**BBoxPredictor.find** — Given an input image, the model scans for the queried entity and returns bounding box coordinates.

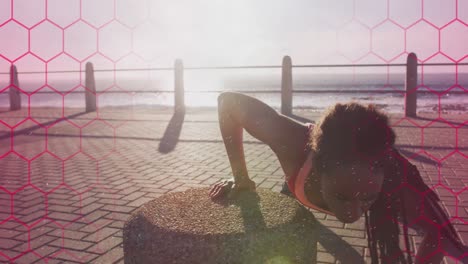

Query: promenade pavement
[0,106,466,264]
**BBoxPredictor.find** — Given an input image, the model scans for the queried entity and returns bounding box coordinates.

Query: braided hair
[308,102,462,263]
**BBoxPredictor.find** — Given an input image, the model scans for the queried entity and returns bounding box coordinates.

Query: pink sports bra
[287,123,335,216]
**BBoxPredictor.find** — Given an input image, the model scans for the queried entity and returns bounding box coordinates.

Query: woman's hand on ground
[209,178,256,199]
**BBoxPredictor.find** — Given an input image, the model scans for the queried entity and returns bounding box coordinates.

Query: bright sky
[133,0,466,66]
[0,0,467,69]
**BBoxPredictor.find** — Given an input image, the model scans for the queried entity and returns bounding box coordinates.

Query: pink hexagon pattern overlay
[337,21,371,62]
[389,0,422,28]
[406,20,440,61]
[81,0,114,28]
[371,20,405,62]
[440,21,468,61]
[0,21,28,61]
[46,0,80,29]
[12,0,45,29]
[0,0,467,263]
[0,0,12,26]
[30,20,63,62]
[98,21,132,62]
[64,21,98,62]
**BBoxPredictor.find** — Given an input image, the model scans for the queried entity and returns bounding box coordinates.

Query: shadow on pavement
[158,111,185,153]
[0,111,89,141]
[280,180,365,263]
[398,148,440,166]
[315,219,366,264]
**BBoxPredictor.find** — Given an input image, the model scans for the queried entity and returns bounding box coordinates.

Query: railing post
[174,59,185,114]
[9,64,21,111]
[405,53,418,118]
[85,62,97,112]
[281,55,293,116]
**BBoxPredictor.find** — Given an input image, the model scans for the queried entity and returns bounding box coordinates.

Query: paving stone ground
[0,106,467,264]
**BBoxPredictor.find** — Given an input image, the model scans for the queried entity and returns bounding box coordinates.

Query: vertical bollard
[174,59,185,114]
[9,65,21,111]
[405,53,418,117]
[85,62,97,112]
[281,56,293,116]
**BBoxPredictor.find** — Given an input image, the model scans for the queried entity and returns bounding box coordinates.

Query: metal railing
[3,53,466,117]
[1,62,467,75]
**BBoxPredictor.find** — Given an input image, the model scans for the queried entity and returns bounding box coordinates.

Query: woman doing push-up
[209,92,467,264]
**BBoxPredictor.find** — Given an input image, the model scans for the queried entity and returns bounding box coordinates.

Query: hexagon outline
[420,116,458,130]
[371,20,406,62]
[29,86,64,127]
[62,87,98,128]
[61,149,82,162]
[439,20,468,61]
[29,20,64,62]
[390,116,425,130]
[0,189,12,222]
[405,20,440,61]
[422,0,458,29]
[456,127,468,159]
[45,17,73,31]
[97,21,133,62]
[45,186,83,227]
[455,187,468,225]
[11,185,47,228]
[29,152,64,193]
[63,155,99,194]
[0,219,30,260]
[354,0,388,28]
[81,0,115,29]
[0,121,12,155]
[81,119,116,160]
[424,184,459,226]
[46,0,81,29]
[96,113,120,130]
[0,0,12,27]
[79,53,116,92]
[381,150,422,191]
[0,20,29,62]
[336,20,372,63]
[45,126,81,161]
[63,21,98,62]
[46,52,82,92]
[457,17,468,27]
[384,183,427,227]
[12,118,48,161]
[115,0,149,29]
[11,52,48,93]
[388,0,423,29]
[12,0,47,29]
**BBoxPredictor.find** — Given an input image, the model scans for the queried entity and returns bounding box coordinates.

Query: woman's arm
[210,92,308,198]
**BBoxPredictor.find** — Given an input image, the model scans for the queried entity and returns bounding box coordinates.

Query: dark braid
[365,212,379,263]
[401,194,413,264]
[368,147,463,263]
[367,187,410,263]
[366,149,412,264]
[309,102,462,263]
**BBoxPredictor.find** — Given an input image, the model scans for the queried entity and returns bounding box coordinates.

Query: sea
[0,69,467,114]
